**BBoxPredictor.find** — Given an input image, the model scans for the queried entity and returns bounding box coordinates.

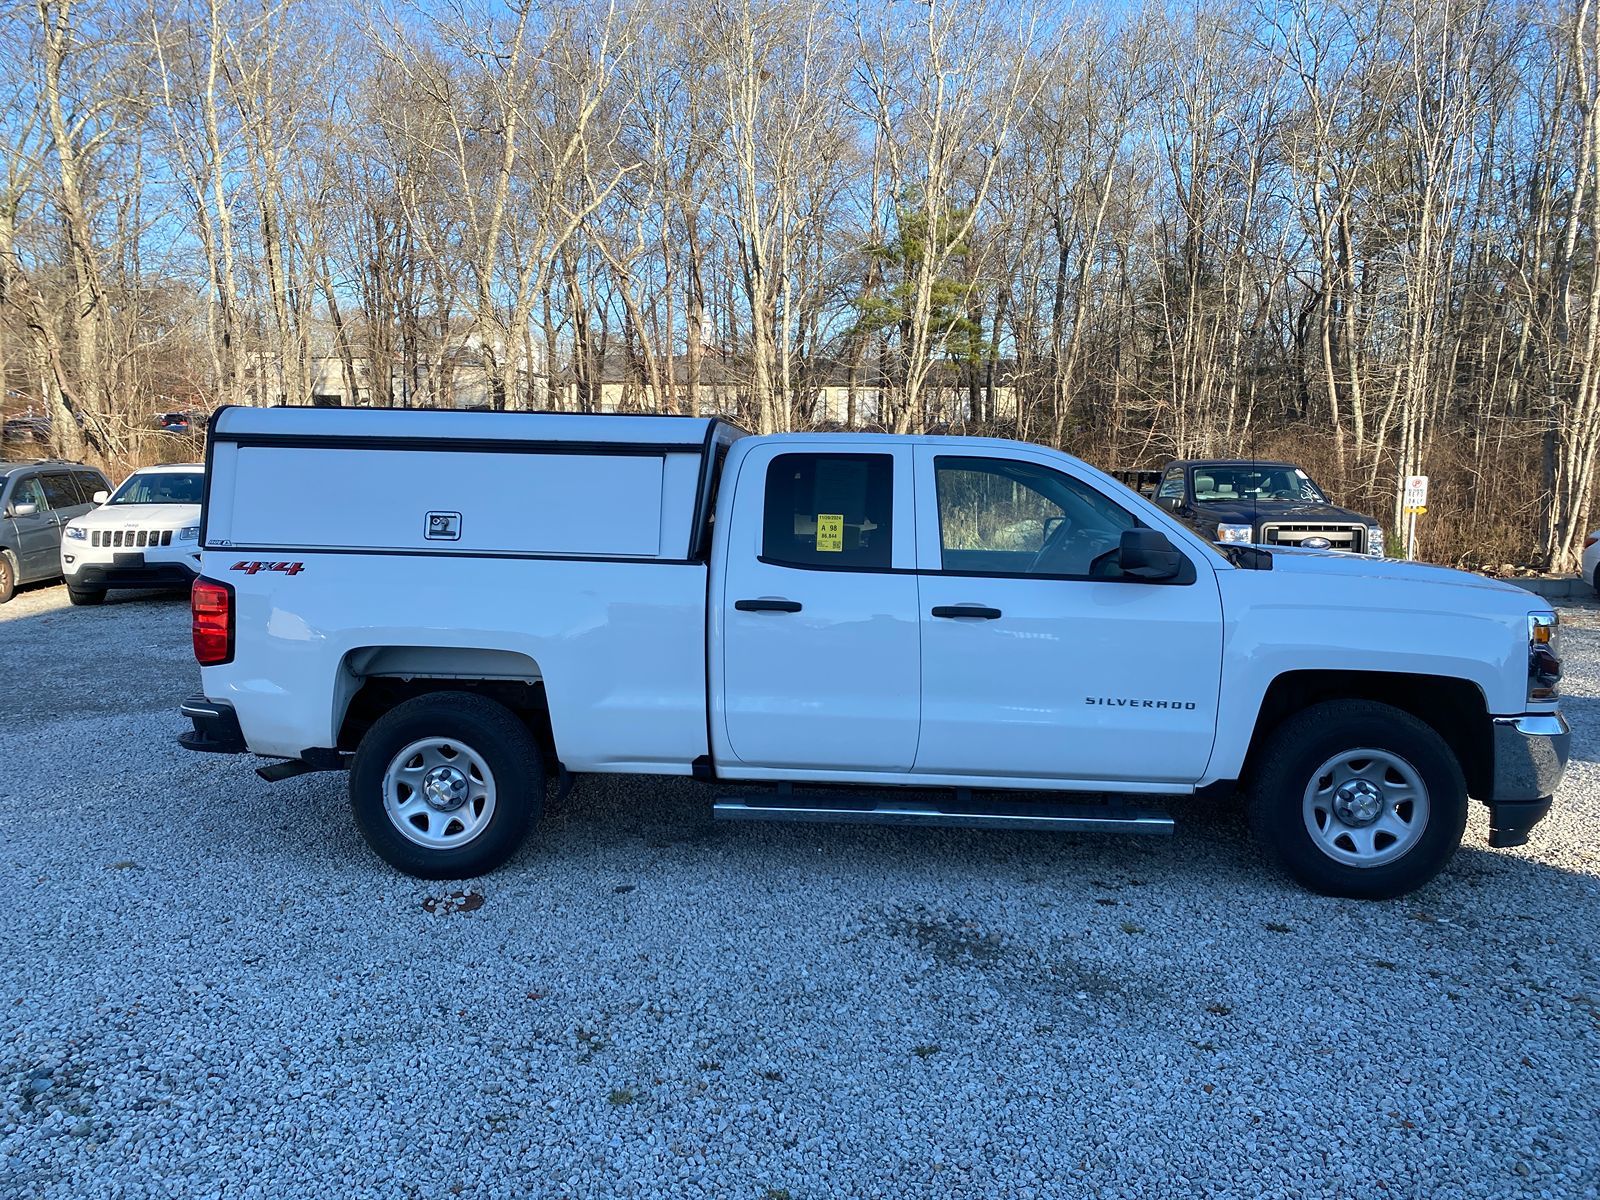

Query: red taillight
[1586,534,1598,550]
[192,578,234,666]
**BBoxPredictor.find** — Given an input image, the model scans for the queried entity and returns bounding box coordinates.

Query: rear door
[912,447,1224,785]
[717,442,921,772]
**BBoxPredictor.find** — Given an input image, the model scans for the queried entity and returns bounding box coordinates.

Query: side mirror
[1160,495,1185,512]
[11,502,37,518]
[92,490,109,505]
[1119,528,1183,580]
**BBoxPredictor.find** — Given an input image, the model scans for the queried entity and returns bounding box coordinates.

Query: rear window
[762,453,893,570]
[73,471,108,502]
[38,474,80,509]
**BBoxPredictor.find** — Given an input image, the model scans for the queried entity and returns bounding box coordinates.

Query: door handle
[735,598,803,613]
[931,605,1002,620]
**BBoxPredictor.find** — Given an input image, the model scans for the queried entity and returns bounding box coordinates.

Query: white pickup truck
[178,407,1569,899]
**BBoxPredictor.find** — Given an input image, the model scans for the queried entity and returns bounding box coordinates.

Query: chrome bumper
[1486,712,1569,848]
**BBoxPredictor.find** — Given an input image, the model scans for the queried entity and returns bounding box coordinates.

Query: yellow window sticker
[816,513,844,552]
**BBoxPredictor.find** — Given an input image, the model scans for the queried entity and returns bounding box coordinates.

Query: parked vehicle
[156,411,194,435]
[0,460,112,602]
[2,416,52,446]
[178,408,1568,899]
[1583,531,1600,595]
[59,463,204,605]
[1155,459,1384,555]
[1108,468,1162,500]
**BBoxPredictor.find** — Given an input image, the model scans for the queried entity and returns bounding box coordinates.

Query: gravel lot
[2,580,1599,1199]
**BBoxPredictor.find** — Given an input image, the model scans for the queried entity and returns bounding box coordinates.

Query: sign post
[1402,475,1428,561]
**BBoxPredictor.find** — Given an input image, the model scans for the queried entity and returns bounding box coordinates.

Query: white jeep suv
[60,463,205,605]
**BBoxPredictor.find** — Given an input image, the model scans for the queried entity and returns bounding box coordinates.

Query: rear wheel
[350,691,544,879]
[68,585,106,606]
[1247,700,1467,900]
[0,554,13,604]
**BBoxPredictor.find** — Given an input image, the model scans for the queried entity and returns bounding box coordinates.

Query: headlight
[1367,526,1384,556]
[1215,523,1254,544]
[64,525,86,541]
[178,525,200,541]
[1529,612,1561,701]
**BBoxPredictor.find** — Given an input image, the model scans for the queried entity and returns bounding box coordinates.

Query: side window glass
[73,472,105,503]
[936,461,1062,561]
[1157,469,1185,501]
[40,474,79,509]
[762,453,893,570]
[10,477,48,514]
[935,456,1137,578]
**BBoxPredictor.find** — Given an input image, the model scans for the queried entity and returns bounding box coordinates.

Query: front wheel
[0,554,13,604]
[68,585,106,606]
[350,692,544,879]
[1247,700,1467,900]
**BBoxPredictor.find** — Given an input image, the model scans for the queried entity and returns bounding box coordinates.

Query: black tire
[67,585,106,606]
[1246,700,1468,900]
[350,691,544,879]
[0,554,13,604]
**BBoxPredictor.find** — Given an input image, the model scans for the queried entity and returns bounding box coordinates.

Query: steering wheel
[1027,517,1073,574]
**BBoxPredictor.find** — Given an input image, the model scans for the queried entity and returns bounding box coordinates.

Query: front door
[718,443,921,772]
[913,448,1224,785]
[5,476,58,582]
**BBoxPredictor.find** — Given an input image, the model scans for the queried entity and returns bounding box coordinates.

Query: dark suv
[0,460,112,602]
[1154,459,1384,556]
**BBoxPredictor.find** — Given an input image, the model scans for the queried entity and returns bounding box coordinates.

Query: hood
[1191,498,1375,526]
[69,502,201,530]
[1254,546,1535,598]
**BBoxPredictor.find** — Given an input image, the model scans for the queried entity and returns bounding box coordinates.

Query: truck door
[717,443,921,772]
[912,447,1224,785]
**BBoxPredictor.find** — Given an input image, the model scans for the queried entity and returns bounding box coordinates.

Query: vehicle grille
[1260,523,1365,553]
[91,528,174,549]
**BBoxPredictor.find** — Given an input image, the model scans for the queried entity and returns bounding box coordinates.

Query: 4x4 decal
[230,560,305,576]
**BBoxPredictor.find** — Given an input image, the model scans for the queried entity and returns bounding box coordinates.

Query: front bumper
[64,553,198,590]
[1486,712,1570,848]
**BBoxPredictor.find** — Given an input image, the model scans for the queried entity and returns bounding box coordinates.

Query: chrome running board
[713,792,1173,836]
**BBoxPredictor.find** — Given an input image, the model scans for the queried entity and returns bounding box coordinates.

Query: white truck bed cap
[204,406,744,561]
[211,406,724,450]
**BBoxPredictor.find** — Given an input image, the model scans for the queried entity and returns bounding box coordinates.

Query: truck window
[1157,468,1186,502]
[935,456,1136,577]
[762,453,893,570]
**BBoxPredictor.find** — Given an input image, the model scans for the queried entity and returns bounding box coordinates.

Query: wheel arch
[334,646,556,766]
[1242,669,1492,800]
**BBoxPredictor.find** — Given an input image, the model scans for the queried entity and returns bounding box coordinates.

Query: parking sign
[1403,475,1428,514]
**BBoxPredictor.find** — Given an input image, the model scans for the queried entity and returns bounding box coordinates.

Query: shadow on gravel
[0,584,192,727]
[176,741,1592,917]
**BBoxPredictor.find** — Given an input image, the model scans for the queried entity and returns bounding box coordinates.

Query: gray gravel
[2,579,1599,1199]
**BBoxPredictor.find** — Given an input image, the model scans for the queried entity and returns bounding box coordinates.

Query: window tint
[109,471,205,505]
[8,476,48,513]
[39,474,80,510]
[1193,466,1325,503]
[1158,469,1186,501]
[73,471,107,503]
[763,453,893,570]
[935,456,1137,578]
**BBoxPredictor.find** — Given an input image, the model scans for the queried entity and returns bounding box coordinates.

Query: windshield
[109,471,204,505]
[1192,466,1327,503]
